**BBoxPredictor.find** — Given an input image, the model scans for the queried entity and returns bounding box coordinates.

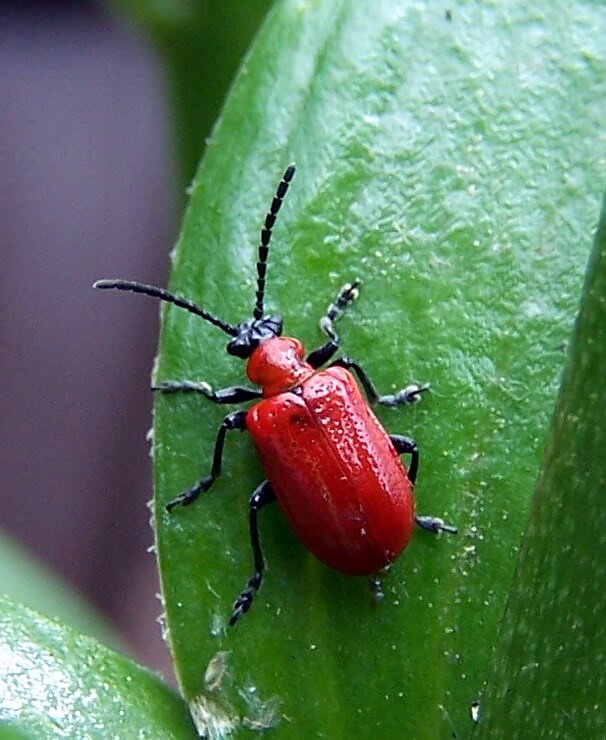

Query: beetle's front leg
[166,410,247,512]
[230,480,276,626]
[306,280,360,368]
[153,381,261,404]
[331,357,429,407]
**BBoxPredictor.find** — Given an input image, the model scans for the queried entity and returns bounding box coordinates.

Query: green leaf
[477,196,606,736]
[106,0,273,183]
[0,598,195,739]
[151,0,606,736]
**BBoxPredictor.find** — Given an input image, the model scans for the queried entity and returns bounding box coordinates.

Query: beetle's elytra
[95,165,456,625]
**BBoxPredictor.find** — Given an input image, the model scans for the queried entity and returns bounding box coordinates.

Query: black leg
[306,340,339,370]
[389,434,419,485]
[165,410,247,512]
[389,434,457,535]
[153,381,261,404]
[230,481,276,626]
[306,280,360,368]
[331,356,429,407]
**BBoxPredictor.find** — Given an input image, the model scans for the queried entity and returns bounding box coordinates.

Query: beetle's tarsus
[378,383,430,407]
[229,573,262,626]
[370,575,385,604]
[319,279,361,343]
[415,515,458,535]
[165,478,211,512]
[306,283,361,367]
[152,380,212,395]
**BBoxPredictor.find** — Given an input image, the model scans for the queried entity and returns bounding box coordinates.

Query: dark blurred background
[1,1,178,676]
[3,0,275,680]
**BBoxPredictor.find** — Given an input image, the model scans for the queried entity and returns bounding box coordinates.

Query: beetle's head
[227,315,283,358]
[93,165,296,364]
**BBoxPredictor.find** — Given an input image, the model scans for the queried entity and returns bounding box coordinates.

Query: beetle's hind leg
[306,280,361,368]
[230,480,276,626]
[389,434,457,536]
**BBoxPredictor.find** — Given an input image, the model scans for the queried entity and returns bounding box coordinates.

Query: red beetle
[95,165,456,625]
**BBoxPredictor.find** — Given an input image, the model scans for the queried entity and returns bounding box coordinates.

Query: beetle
[95,164,456,625]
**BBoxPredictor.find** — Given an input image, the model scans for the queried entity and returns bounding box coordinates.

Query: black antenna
[93,279,238,336]
[253,164,296,320]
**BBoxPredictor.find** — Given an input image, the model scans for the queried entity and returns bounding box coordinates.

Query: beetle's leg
[389,434,419,484]
[320,279,361,343]
[370,572,386,604]
[389,434,457,535]
[331,357,429,407]
[230,480,276,626]
[415,515,458,535]
[165,410,247,512]
[306,280,361,368]
[306,339,339,369]
[153,381,261,404]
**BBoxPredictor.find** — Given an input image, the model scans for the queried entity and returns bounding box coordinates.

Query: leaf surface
[151,1,606,736]
[0,598,194,739]
[477,196,606,737]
